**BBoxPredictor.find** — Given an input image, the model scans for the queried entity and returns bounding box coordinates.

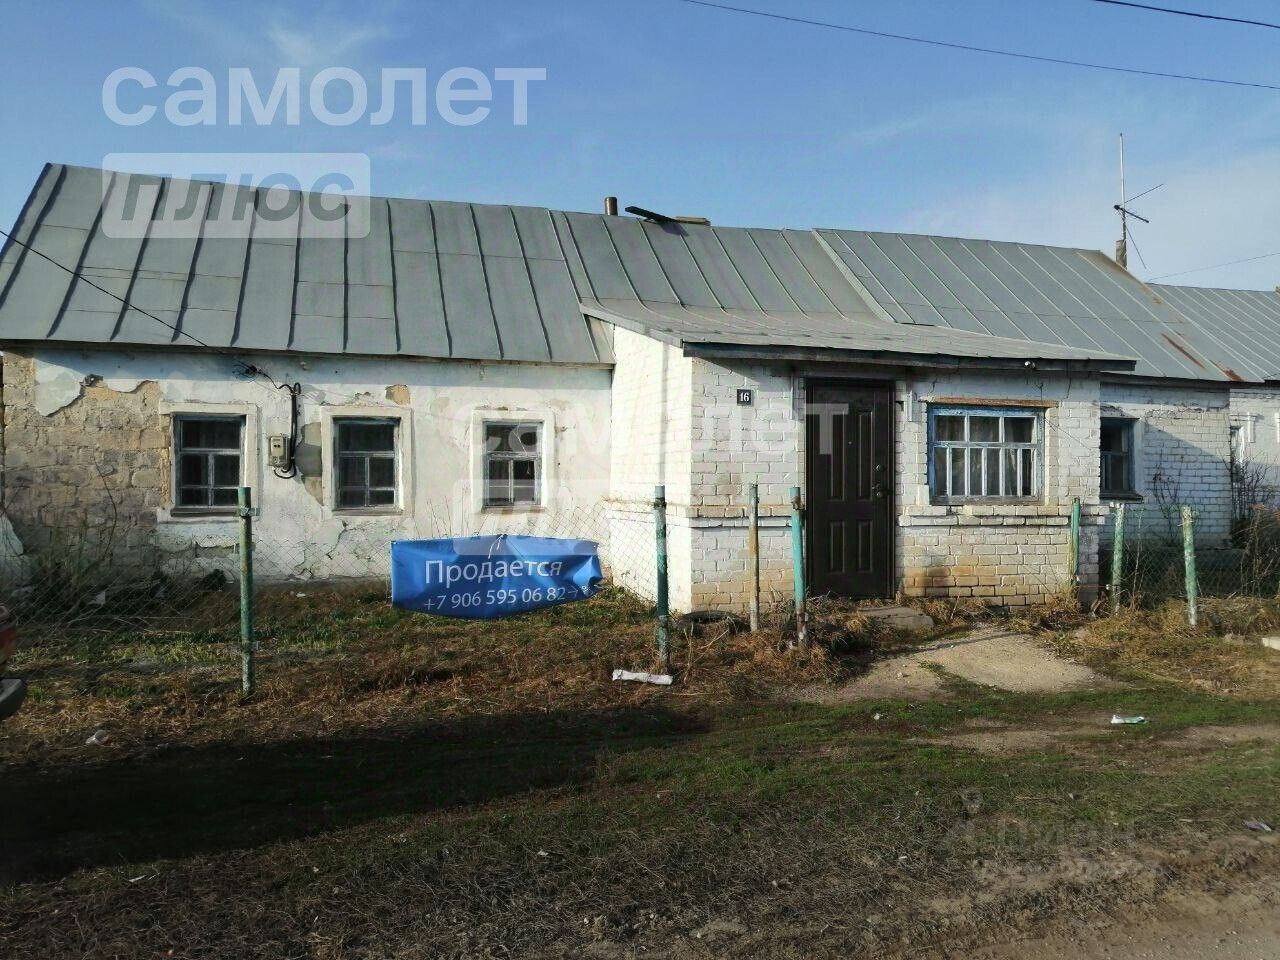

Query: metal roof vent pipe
[604,196,618,216]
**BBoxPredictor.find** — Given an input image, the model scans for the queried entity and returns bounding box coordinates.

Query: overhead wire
[673,0,1280,91]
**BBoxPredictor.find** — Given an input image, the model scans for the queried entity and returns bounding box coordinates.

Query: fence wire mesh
[0,498,661,671]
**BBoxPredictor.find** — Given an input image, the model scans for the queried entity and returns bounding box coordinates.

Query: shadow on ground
[0,706,705,884]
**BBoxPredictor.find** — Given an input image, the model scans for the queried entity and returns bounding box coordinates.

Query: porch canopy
[580,298,1138,373]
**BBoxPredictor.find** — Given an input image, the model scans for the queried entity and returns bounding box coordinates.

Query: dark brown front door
[805,382,893,599]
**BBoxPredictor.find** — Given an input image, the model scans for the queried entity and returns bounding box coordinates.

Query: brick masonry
[1099,382,1234,545]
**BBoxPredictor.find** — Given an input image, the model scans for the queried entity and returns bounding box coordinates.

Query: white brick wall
[1228,387,1280,485]
[609,338,1244,613]
[1099,383,1233,545]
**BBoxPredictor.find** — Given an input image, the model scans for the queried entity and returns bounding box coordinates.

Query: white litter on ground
[612,669,673,686]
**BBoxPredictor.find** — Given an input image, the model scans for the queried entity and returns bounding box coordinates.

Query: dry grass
[1044,597,1280,696]
[0,586,848,767]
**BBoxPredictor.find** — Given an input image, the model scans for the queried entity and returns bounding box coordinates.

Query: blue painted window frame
[927,405,1044,504]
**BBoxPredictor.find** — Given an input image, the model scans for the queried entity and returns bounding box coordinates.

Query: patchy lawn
[1,590,1279,958]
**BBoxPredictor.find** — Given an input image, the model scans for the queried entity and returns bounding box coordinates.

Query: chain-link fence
[1102,501,1280,620]
[0,496,667,675]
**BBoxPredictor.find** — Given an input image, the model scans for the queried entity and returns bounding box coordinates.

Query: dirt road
[970,896,1280,959]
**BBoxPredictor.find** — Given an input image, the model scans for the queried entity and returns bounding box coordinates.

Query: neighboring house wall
[1098,382,1234,545]
[1228,387,1280,496]
[1,347,612,582]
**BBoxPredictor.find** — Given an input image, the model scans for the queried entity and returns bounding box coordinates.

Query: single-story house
[1,163,1277,611]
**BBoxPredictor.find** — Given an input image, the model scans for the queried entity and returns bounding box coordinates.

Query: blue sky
[2,0,1279,288]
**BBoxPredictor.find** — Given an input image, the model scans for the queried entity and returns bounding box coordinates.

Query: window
[929,407,1041,502]
[1100,418,1136,496]
[483,421,542,506]
[174,415,243,509]
[334,418,398,509]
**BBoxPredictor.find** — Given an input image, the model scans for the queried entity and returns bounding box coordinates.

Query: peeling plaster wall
[2,347,612,582]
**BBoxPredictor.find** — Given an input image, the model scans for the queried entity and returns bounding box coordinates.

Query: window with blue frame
[929,406,1043,503]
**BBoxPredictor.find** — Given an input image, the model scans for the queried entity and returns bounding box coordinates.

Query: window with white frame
[173,415,244,510]
[929,406,1042,503]
[334,418,399,509]
[1100,417,1136,497]
[483,421,542,506]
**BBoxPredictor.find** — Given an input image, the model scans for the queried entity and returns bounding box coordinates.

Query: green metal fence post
[1068,497,1081,593]
[1110,503,1126,615]
[1182,505,1199,629]
[790,486,808,649]
[237,486,255,696]
[748,483,761,632]
[654,485,670,670]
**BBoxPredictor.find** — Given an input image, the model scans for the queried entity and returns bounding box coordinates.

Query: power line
[1092,0,1280,31]
[0,225,278,386]
[1148,250,1280,281]
[674,0,1280,90]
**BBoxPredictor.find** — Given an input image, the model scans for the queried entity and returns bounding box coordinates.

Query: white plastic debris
[611,669,673,686]
[85,728,112,746]
[1244,819,1273,832]
[1110,715,1148,725]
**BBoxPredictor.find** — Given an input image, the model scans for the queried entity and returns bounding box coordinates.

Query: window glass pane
[337,488,364,508]
[1100,421,1123,453]
[485,423,513,452]
[970,416,999,442]
[368,489,395,506]
[337,457,363,486]
[1002,448,1018,496]
[935,415,964,442]
[211,487,237,507]
[933,448,948,496]
[178,486,206,506]
[949,448,965,497]
[179,453,205,486]
[338,421,395,453]
[984,448,1000,496]
[369,457,395,488]
[513,458,536,481]
[513,425,540,453]
[213,454,240,486]
[181,417,240,450]
[968,447,983,495]
[512,480,537,503]
[1004,417,1034,443]
[1019,448,1034,496]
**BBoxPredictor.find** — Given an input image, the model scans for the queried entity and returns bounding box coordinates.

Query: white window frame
[470,407,556,513]
[928,404,1044,505]
[320,405,412,517]
[159,401,260,523]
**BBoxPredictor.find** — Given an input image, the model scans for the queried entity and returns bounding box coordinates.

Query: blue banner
[391,535,604,619]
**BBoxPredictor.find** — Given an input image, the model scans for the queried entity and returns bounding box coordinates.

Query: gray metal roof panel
[581,298,1136,369]
[817,229,1246,381]
[1151,283,1280,382]
[0,164,612,365]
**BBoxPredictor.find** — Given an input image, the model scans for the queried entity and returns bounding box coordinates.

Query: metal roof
[816,230,1252,383]
[581,298,1134,370]
[0,164,613,365]
[4,162,1272,382]
[1150,284,1280,383]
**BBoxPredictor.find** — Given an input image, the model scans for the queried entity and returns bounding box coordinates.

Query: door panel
[806,383,893,598]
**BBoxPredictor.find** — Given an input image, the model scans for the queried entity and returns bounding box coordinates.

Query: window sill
[332,508,404,518]
[482,503,546,514]
[1102,493,1144,503]
[163,509,239,523]
[930,498,1043,508]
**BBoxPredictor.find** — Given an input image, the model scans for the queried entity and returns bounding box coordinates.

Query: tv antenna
[1113,133,1161,270]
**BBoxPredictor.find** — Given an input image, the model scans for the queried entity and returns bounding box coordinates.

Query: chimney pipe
[604,196,618,216]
